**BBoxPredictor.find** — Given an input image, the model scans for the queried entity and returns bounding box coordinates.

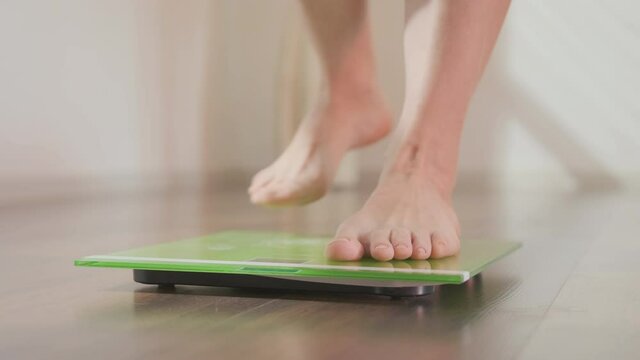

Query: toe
[249,186,270,204]
[249,169,274,193]
[325,235,364,261]
[430,232,461,259]
[251,181,289,205]
[269,183,295,202]
[390,228,412,260]
[252,177,326,207]
[250,185,282,205]
[411,232,432,260]
[369,229,394,261]
[249,181,271,197]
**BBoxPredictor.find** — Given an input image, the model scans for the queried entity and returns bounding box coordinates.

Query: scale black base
[134,269,436,297]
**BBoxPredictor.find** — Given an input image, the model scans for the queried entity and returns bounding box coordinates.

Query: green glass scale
[75,230,520,297]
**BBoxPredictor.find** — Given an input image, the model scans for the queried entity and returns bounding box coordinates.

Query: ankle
[383,142,457,198]
[384,168,455,199]
[324,80,382,111]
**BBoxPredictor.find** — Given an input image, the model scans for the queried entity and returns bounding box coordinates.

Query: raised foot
[325,172,461,261]
[249,96,391,207]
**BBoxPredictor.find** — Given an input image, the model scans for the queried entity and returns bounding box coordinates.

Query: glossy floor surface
[1,184,639,359]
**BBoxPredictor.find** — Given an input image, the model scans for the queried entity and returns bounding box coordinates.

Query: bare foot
[249,92,391,206]
[325,169,461,261]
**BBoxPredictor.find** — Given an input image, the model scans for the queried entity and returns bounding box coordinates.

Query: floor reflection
[127,273,518,358]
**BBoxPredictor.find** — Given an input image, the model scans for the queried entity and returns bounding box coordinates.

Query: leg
[327,0,510,260]
[249,0,392,206]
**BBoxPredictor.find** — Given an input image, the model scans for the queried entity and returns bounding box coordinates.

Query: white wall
[458,0,640,190]
[0,0,142,181]
[1,0,638,204]
[206,0,291,173]
[0,0,214,202]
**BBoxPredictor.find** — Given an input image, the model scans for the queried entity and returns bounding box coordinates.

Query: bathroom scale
[75,230,520,297]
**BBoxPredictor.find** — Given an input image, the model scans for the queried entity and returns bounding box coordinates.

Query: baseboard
[1,169,638,208]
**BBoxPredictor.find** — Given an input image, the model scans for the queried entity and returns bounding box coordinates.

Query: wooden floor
[1,183,638,360]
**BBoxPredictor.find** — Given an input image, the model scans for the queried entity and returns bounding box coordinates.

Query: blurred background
[1,0,639,206]
[2,3,640,358]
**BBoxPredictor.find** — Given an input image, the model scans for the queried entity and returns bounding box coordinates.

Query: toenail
[333,238,350,244]
[375,244,389,250]
[394,244,409,250]
[416,248,426,257]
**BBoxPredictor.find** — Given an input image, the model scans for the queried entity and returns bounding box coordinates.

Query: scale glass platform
[75,230,520,297]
